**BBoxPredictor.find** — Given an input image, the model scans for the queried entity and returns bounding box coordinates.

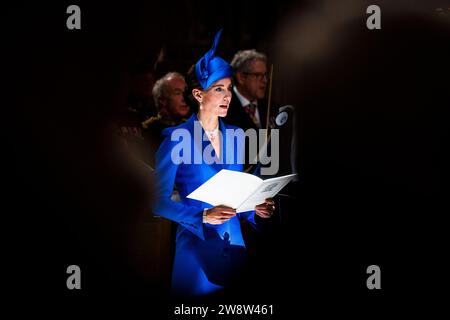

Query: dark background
[4,0,449,317]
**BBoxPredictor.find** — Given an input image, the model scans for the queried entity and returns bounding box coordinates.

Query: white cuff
[202,208,208,224]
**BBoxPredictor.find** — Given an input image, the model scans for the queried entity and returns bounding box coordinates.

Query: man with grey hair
[146,72,190,124]
[227,49,269,131]
[142,72,190,168]
[226,50,270,175]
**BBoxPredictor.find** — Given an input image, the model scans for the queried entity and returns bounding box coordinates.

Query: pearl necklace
[199,121,219,141]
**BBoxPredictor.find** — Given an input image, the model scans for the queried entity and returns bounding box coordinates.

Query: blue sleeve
[238,210,259,230]
[153,136,205,240]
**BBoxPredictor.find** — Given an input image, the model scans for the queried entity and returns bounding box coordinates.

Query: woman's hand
[204,206,237,225]
[255,198,275,218]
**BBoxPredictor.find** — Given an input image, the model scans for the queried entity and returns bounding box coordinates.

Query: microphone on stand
[274,105,294,128]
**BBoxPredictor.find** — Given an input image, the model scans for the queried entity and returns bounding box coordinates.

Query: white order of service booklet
[187,169,297,212]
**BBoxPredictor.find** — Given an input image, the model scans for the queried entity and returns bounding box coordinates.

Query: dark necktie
[244,103,258,126]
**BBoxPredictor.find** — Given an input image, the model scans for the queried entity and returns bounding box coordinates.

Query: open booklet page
[187,169,297,212]
[236,174,297,212]
[187,169,262,209]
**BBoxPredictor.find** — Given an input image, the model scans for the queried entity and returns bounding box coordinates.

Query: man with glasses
[228,49,269,132]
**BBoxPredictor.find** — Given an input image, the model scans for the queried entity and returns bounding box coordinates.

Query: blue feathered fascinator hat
[195,29,233,90]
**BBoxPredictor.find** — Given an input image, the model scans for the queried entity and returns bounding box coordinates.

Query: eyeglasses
[243,72,269,81]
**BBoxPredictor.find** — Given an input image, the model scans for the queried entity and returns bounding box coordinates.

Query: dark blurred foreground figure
[126,59,158,123]
[109,72,189,298]
[270,0,450,312]
[113,58,158,166]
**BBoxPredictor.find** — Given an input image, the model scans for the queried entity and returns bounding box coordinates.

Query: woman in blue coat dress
[153,30,276,296]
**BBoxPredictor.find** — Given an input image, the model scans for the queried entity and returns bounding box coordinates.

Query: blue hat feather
[195,29,233,90]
